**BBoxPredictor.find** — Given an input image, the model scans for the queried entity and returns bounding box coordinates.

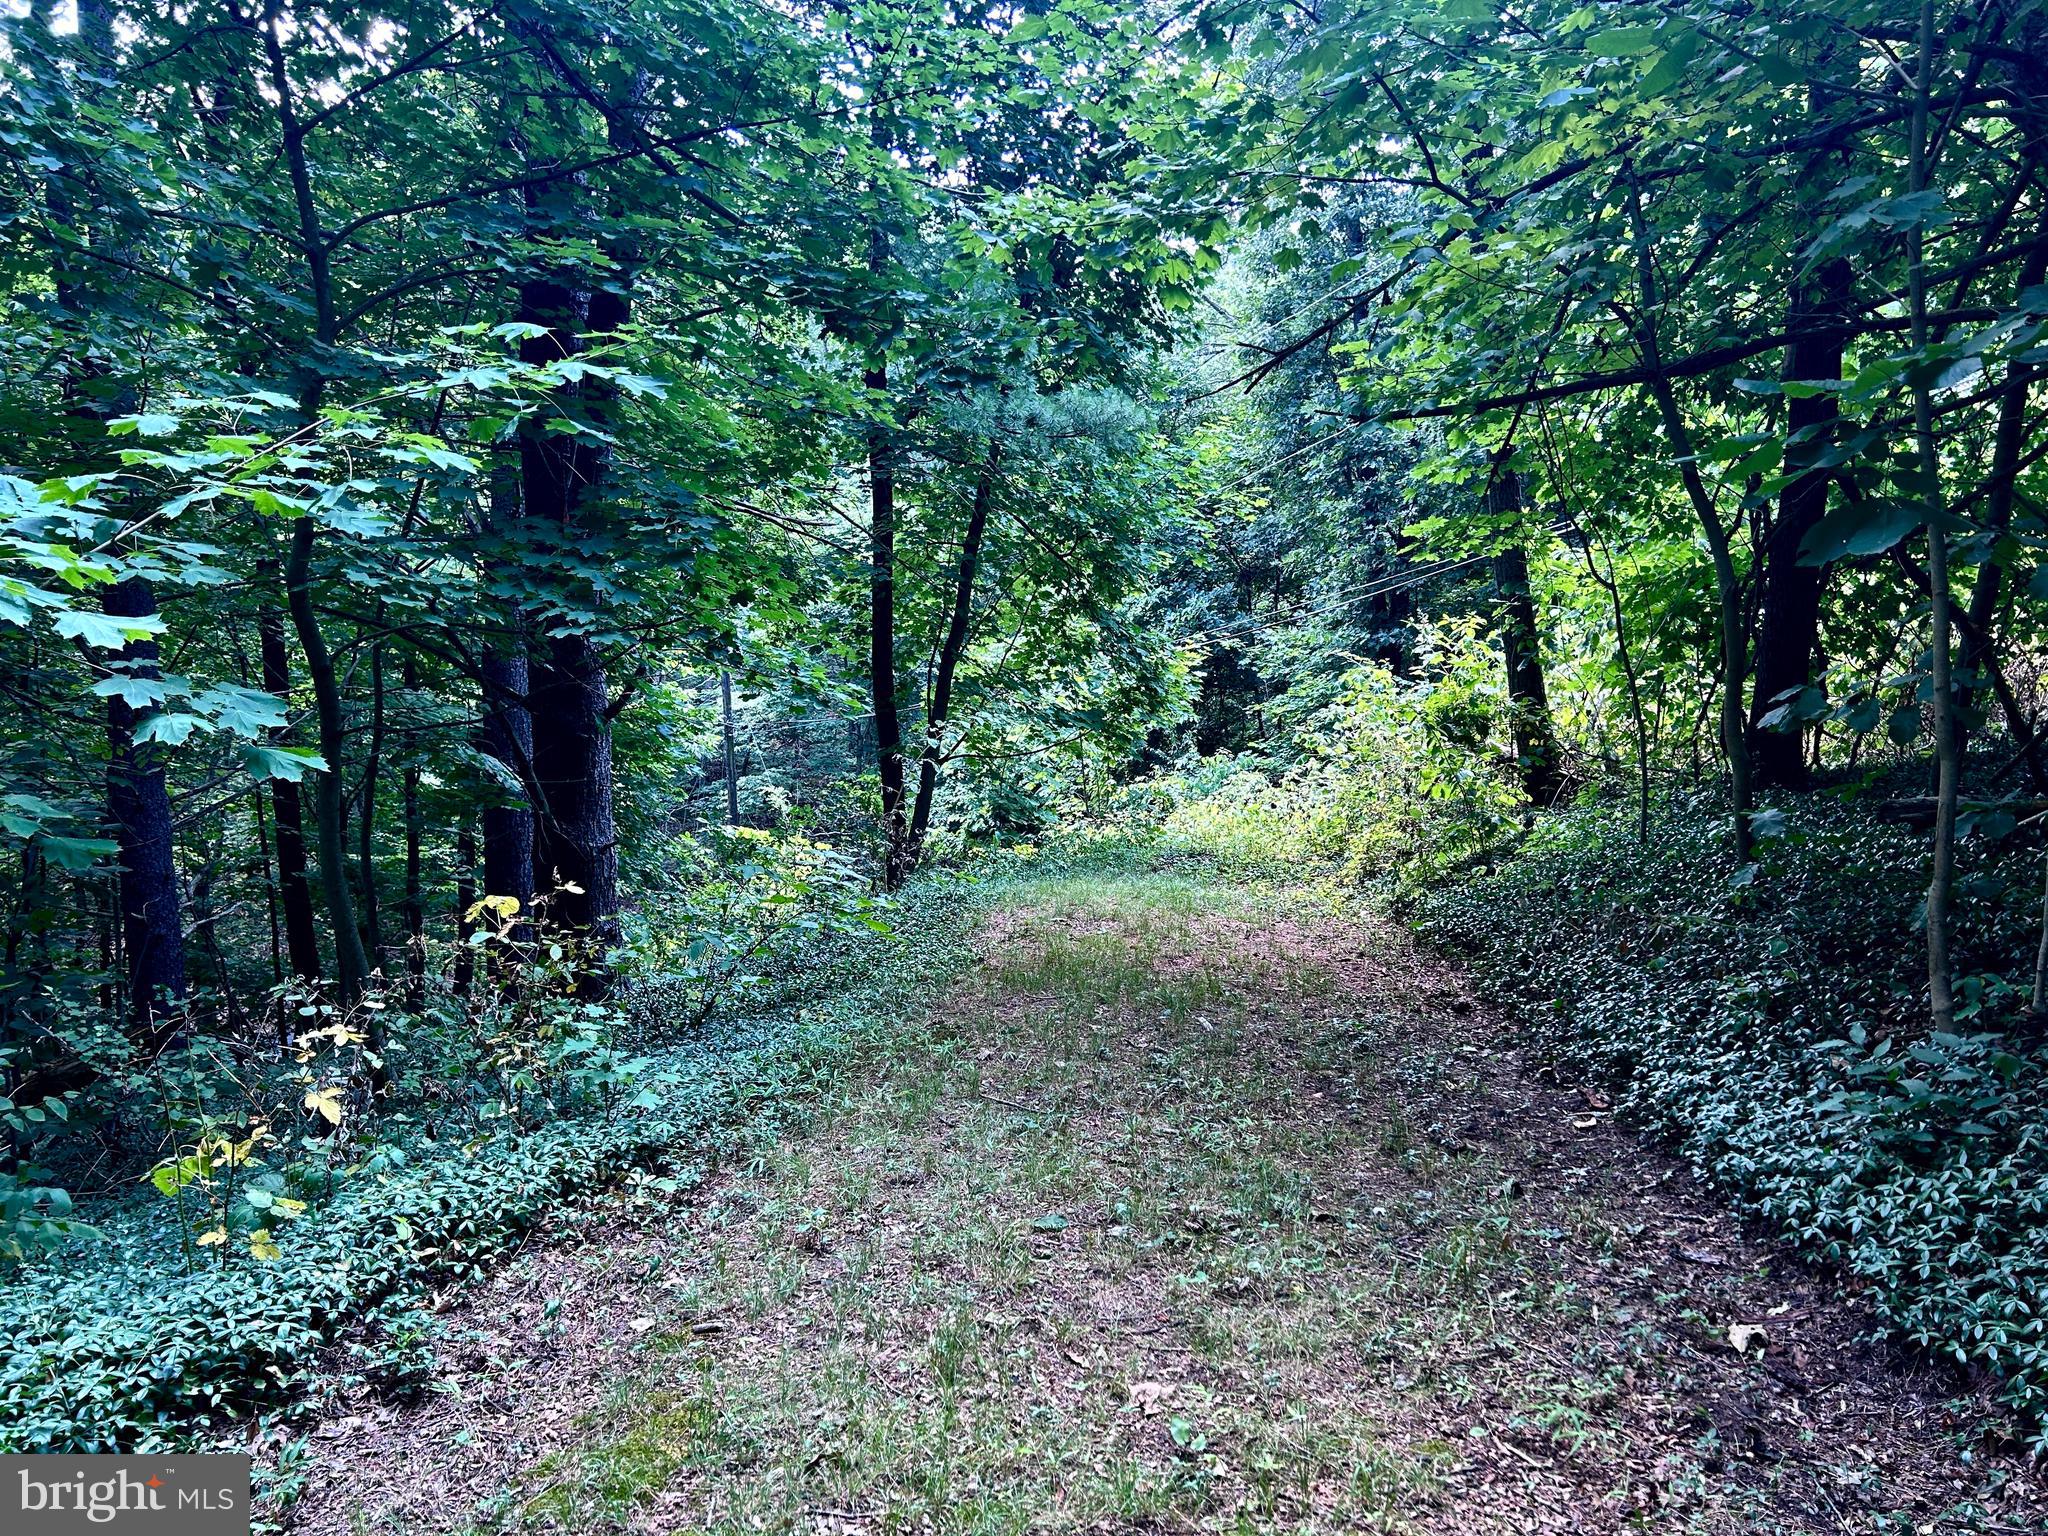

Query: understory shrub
[0,874,992,1452]
[1153,617,1527,886]
[1412,789,2048,1440]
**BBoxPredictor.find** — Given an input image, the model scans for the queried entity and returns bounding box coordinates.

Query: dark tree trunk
[518,268,622,975]
[453,822,477,1000]
[356,640,385,965]
[478,452,536,939]
[401,658,425,1013]
[908,440,999,867]
[479,646,536,930]
[256,583,321,982]
[1487,473,1561,803]
[285,517,373,1006]
[100,577,187,1038]
[252,790,281,986]
[721,671,740,826]
[867,359,910,889]
[1748,257,1852,790]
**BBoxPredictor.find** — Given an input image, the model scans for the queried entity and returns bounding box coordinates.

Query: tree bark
[720,670,740,826]
[1487,472,1561,803]
[356,639,386,964]
[453,821,477,1000]
[1748,257,1852,790]
[1907,0,1959,1029]
[253,3,374,1018]
[479,644,536,926]
[401,656,425,1012]
[908,440,1000,864]
[867,360,910,889]
[518,267,622,973]
[285,518,374,1004]
[100,577,188,1038]
[257,580,322,982]
[478,453,536,939]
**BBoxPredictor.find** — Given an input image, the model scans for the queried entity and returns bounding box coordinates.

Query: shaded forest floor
[273,868,2045,1535]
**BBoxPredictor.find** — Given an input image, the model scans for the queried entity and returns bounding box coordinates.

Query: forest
[4,0,2048,1530]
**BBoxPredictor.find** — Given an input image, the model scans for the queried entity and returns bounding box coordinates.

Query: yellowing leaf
[195,1226,227,1247]
[304,1087,344,1125]
[249,1229,281,1261]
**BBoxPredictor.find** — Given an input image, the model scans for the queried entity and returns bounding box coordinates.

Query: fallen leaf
[1129,1380,1175,1415]
[628,1316,657,1333]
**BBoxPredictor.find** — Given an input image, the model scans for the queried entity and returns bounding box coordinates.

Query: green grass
[414,859,2014,1536]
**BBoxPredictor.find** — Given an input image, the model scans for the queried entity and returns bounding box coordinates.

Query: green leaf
[242,744,328,782]
[54,610,166,650]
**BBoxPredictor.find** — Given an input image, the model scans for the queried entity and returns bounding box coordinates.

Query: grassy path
[281,867,2042,1535]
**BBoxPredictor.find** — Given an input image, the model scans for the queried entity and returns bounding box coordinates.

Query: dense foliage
[1415,792,2048,1436]
[5,0,2048,1456]
[0,872,992,1452]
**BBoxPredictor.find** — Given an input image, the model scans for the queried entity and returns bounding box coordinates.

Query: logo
[2,1457,250,1536]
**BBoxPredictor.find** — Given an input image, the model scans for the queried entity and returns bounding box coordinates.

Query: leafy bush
[0,875,991,1452]
[1156,617,1527,886]
[625,825,887,1029]
[1412,789,2048,1440]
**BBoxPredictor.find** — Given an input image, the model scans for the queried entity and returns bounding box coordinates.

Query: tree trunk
[479,645,536,928]
[256,581,321,982]
[908,440,999,864]
[867,358,910,889]
[285,517,374,1004]
[1626,177,1754,862]
[478,453,536,938]
[721,671,740,826]
[1748,257,1852,790]
[1954,210,2047,771]
[254,4,374,1017]
[100,577,187,1039]
[356,640,386,965]
[1487,472,1561,803]
[401,657,425,1013]
[1906,0,1958,1030]
[453,822,477,1000]
[518,268,622,974]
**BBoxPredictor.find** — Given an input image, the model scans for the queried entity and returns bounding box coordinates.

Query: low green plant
[1413,787,2048,1442]
[0,873,992,1453]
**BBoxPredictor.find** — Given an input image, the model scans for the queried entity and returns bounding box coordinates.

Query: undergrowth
[1411,788,2048,1443]
[0,871,998,1453]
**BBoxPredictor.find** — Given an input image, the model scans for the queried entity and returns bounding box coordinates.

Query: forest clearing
[6,0,2048,1531]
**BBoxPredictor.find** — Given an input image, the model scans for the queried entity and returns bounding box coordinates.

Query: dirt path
[276,869,2044,1535]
